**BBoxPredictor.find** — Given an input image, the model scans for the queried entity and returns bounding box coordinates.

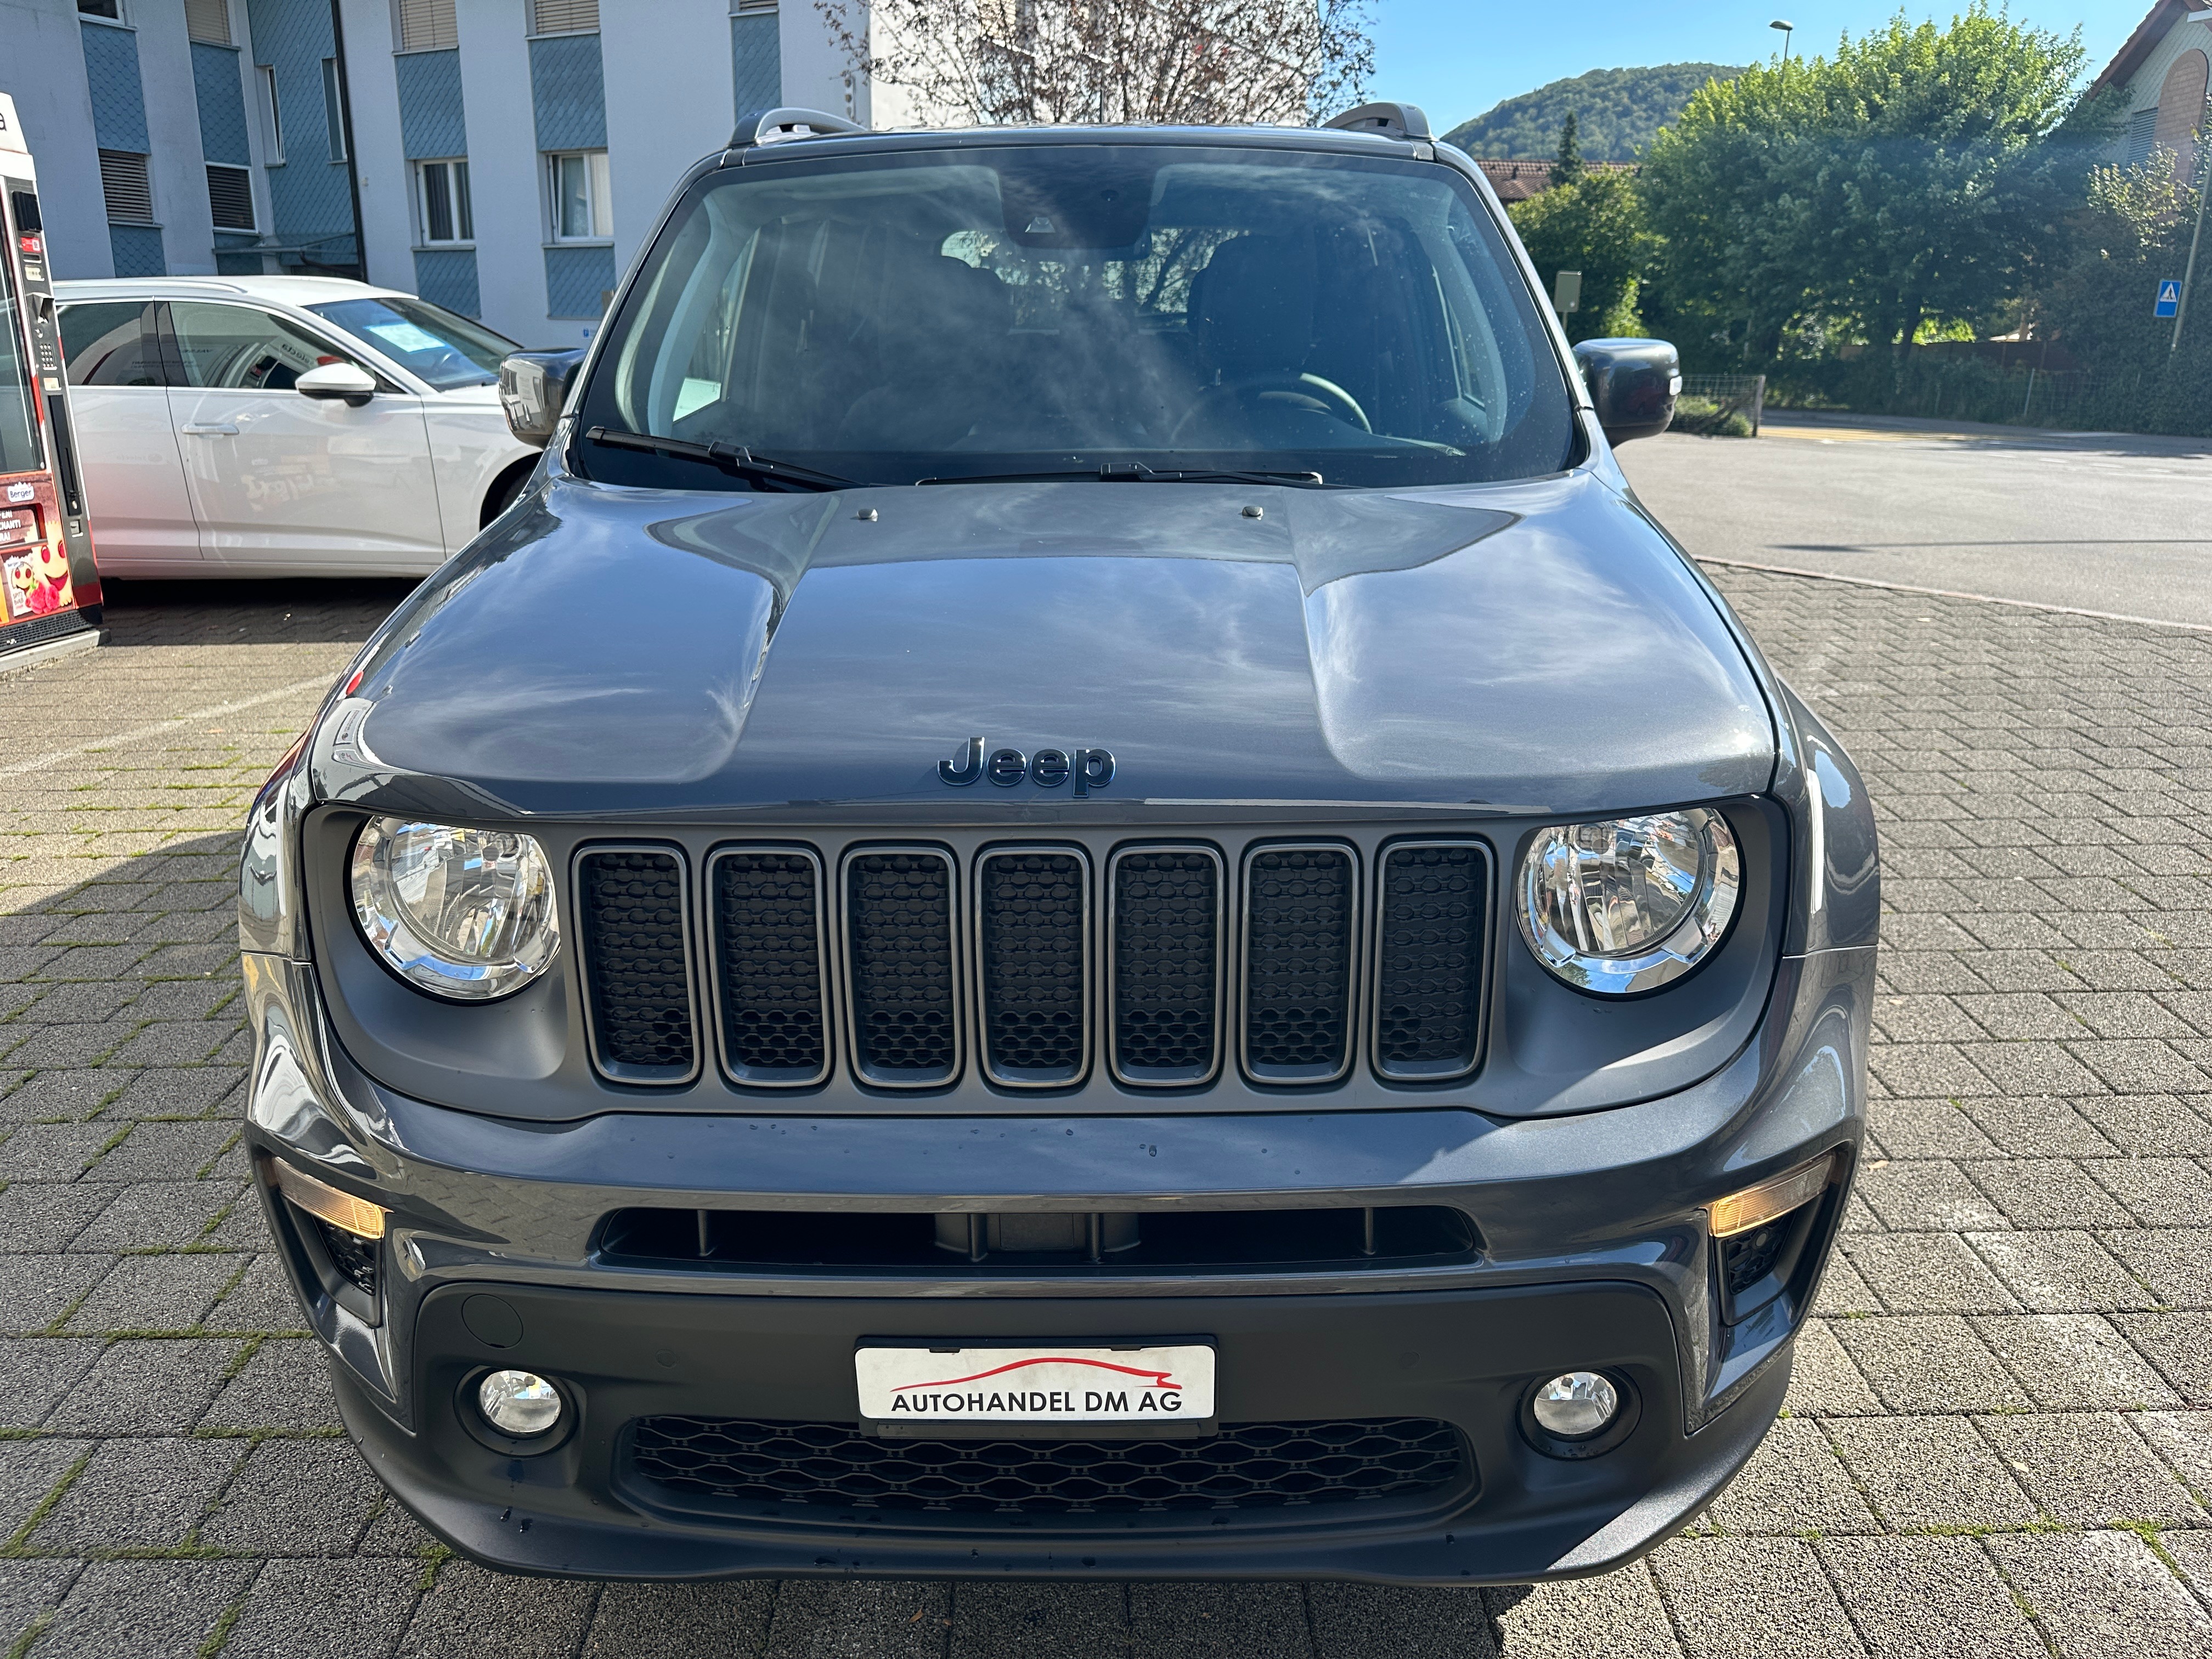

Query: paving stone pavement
[1,569,2210,1657]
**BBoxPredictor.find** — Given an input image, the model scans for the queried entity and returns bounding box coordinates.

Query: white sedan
[54,275,540,578]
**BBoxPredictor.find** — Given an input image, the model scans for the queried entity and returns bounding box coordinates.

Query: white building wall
[602,2,733,280]
[0,0,111,279]
[781,1,859,122]
[454,0,551,346]
[337,0,415,292]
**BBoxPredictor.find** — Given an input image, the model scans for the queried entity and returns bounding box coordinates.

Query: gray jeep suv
[238,102,1877,1584]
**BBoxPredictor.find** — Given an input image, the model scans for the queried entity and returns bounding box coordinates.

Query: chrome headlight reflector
[349,817,560,1001]
[1517,808,1740,995]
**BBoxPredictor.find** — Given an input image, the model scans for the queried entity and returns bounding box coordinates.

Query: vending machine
[0,91,101,665]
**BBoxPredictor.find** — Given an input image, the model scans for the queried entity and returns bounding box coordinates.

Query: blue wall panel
[396,49,468,160]
[530,33,607,152]
[191,42,252,166]
[414,249,482,317]
[544,245,614,319]
[80,22,151,152]
[109,224,166,276]
[244,0,357,269]
[731,14,781,121]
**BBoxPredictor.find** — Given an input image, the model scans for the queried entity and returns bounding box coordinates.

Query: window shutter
[184,0,233,45]
[98,151,154,224]
[531,0,600,35]
[398,0,459,52]
[206,165,255,230]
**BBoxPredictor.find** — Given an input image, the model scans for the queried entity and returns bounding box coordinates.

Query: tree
[1442,64,1746,162]
[817,0,1375,128]
[1640,4,2098,362]
[1550,112,1584,188]
[1510,168,1650,342]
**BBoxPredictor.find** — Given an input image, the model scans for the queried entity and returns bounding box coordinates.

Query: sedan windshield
[578,143,1576,490]
[308,295,517,390]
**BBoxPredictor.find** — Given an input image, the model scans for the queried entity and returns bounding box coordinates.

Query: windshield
[576,143,1576,490]
[308,295,516,390]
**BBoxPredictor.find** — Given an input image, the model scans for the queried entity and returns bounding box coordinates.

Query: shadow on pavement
[97,576,420,648]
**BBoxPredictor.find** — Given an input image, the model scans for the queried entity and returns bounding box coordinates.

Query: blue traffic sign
[2155,279,2182,318]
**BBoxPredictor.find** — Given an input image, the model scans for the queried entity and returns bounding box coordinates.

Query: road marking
[1695,556,2212,634]
[0,674,335,780]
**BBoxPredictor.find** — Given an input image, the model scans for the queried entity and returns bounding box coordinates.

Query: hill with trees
[1443,64,1745,160]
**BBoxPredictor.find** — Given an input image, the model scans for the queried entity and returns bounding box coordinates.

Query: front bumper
[242,944,1871,1583]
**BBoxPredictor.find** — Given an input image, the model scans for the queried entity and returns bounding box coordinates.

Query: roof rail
[731,107,870,148]
[1324,102,1432,142]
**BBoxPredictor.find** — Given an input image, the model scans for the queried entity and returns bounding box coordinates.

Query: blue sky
[1372,1,2155,135]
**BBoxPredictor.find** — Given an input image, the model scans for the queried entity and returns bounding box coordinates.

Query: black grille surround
[624,1417,1468,1526]
[575,846,700,1083]
[571,834,1494,1094]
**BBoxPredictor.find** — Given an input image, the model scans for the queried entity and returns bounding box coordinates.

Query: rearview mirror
[295,361,376,408]
[499,350,587,449]
[1572,338,1681,445]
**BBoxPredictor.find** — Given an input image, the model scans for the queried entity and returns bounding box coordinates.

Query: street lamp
[1771,18,1795,74]
[2172,8,2212,352]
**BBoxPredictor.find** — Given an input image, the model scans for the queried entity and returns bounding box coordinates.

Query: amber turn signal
[273,1158,388,1241]
[1707,1152,1837,1239]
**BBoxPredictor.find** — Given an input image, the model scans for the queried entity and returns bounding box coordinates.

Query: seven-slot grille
[574,839,1489,1091]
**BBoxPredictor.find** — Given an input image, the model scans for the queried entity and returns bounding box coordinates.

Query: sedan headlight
[349,817,560,1001]
[1517,808,1739,995]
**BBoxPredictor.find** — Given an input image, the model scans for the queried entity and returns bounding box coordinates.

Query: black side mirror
[499,349,587,449]
[1573,338,1681,445]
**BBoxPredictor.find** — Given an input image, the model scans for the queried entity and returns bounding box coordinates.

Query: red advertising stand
[0,91,102,667]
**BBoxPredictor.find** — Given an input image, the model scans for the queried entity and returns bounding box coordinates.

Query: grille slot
[627,1417,1466,1519]
[576,847,697,1082]
[708,849,831,1086]
[975,849,1090,1086]
[1372,842,1491,1081]
[1108,847,1223,1086]
[1241,845,1357,1083]
[843,849,961,1087]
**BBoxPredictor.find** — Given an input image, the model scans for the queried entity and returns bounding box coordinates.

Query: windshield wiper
[918,464,1329,487]
[583,427,865,491]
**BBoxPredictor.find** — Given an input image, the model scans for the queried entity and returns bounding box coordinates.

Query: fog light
[478,1370,562,1436]
[1531,1370,1620,1438]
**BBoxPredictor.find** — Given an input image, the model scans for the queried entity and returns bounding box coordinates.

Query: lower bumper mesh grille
[627,1417,1464,1517]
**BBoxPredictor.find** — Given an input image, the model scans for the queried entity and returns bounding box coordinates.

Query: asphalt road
[1619,413,2212,628]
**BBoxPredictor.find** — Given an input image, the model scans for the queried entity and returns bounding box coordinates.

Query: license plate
[856,1344,1215,1425]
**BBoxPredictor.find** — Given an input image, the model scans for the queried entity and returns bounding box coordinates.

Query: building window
[76,1,124,20]
[548,150,611,241]
[396,0,458,53]
[321,58,348,162]
[97,150,154,223]
[732,0,777,11]
[257,65,284,163]
[184,0,231,44]
[531,0,599,36]
[2126,106,2159,169]
[415,159,473,245]
[206,164,255,230]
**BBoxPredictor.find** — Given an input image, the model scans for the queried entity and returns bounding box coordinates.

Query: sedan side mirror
[295,361,377,408]
[499,350,588,449]
[1572,338,1681,445]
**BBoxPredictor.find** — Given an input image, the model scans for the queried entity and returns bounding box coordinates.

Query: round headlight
[1517,808,1739,995]
[350,817,560,1001]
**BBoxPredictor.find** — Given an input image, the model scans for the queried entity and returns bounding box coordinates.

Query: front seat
[835,257,1011,450]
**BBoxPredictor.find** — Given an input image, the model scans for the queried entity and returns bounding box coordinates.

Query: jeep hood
[351,470,1774,818]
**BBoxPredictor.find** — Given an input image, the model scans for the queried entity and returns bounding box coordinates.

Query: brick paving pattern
[0,568,2208,1656]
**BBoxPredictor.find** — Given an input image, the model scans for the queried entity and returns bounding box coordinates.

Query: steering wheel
[1170,372,1373,444]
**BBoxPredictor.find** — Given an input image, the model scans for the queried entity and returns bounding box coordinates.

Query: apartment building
[1,0,889,346]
